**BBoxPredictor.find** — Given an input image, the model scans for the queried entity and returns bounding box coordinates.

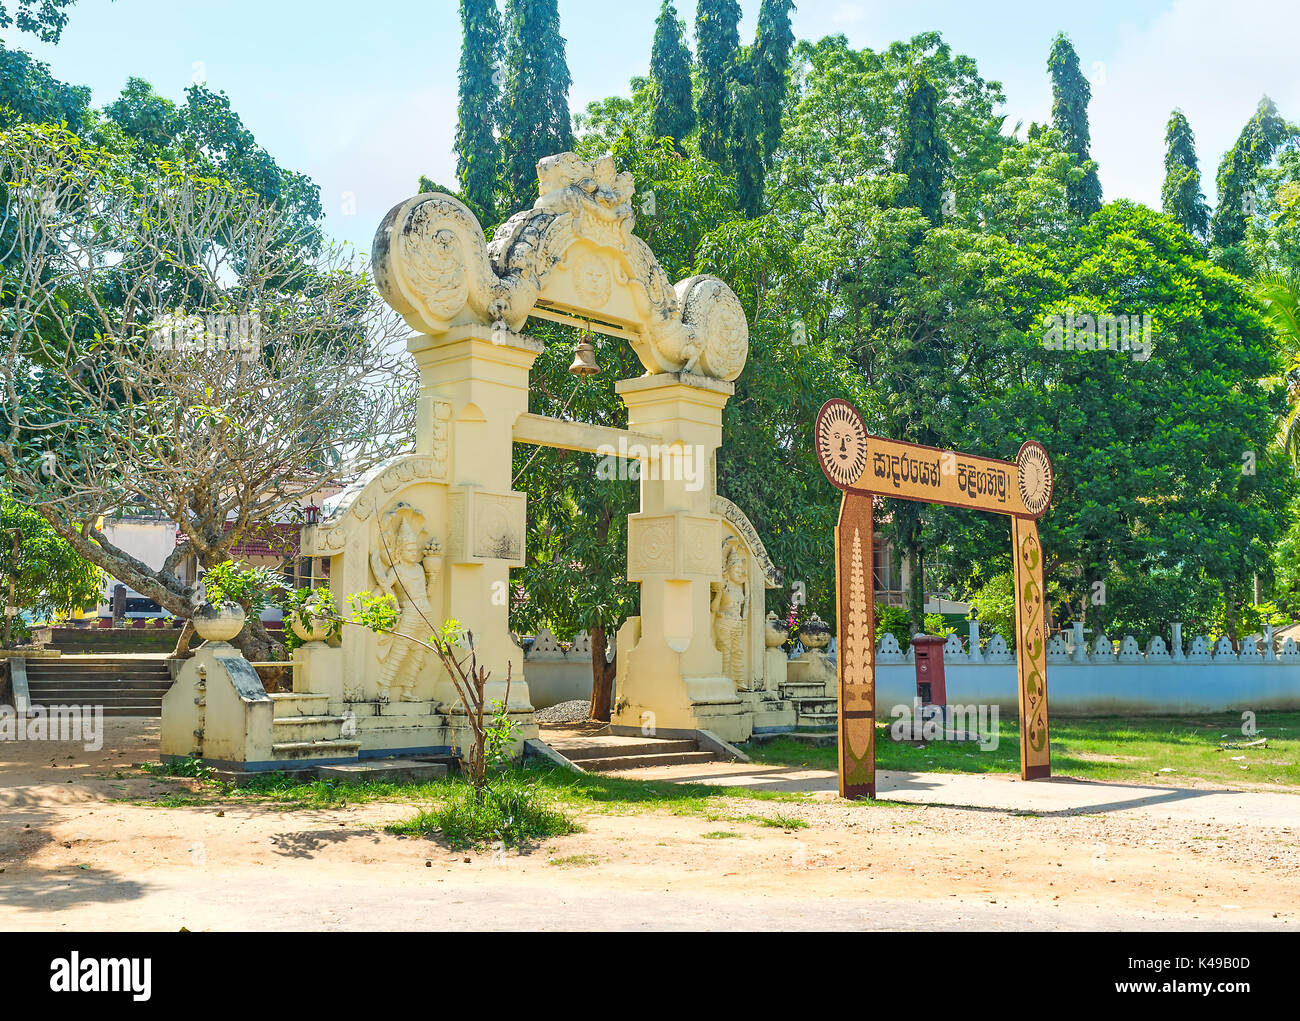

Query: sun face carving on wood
[1016,441,1054,518]
[815,399,868,490]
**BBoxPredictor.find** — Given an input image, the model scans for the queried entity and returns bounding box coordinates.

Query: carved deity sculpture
[711,541,750,690]
[369,504,442,701]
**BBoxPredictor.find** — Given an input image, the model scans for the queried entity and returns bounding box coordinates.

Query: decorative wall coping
[887,622,1300,666]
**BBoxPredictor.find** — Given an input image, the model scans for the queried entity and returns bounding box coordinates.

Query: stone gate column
[408,324,540,713]
[612,371,750,742]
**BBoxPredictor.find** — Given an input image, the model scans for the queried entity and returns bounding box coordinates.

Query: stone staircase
[267,692,361,763]
[543,730,721,772]
[780,679,838,730]
[24,655,173,716]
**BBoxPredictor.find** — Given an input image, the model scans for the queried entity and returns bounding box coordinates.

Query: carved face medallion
[572,253,612,308]
[1016,441,1054,518]
[815,399,868,490]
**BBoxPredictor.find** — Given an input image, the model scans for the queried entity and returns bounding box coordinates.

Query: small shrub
[143,755,215,780]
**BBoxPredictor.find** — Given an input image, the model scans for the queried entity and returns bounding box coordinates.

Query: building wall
[96,517,177,615]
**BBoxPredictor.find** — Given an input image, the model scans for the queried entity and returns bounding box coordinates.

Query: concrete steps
[272,715,350,743]
[269,692,332,718]
[24,656,172,717]
[543,732,723,772]
[575,750,718,771]
[271,738,363,761]
[315,758,449,782]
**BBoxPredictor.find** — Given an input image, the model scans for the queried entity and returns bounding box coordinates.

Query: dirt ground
[1,719,1297,931]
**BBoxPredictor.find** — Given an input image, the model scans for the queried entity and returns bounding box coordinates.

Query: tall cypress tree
[1161,109,1209,242]
[649,1,695,151]
[731,45,764,217]
[454,0,503,224]
[695,0,740,169]
[752,0,795,163]
[895,71,950,226]
[1047,32,1102,218]
[500,0,574,209]
[1210,96,1287,252]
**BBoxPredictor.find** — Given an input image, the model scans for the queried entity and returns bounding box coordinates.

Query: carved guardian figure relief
[368,503,442,702]
[711,538,750,690]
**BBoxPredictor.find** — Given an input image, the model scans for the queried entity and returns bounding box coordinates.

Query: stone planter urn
[289,598,332,645]
[797,613,832,652]
[193,602,246,645]
[764,611,789,648]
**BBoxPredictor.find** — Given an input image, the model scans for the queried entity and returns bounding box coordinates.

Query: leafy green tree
[697,211,869,622]
[500,0,573,208]
[1210,96,1292,266]
[103,76,179,152]
[102,79,324,244]
[0,491,102,645]
[0,41,89,130]
[694,0,740,169]
[999,202,1292,642]
[1246,146,1300,276]
[0,0,76,42]
[1161,109,1209,242]
[648,1,695,151]
[769,33,1019,630]
[752,0,795,164]
[455,0,503,224]
[1047,32,1102,218]
[1254,270,1300,461]
[1268,500,1300,616]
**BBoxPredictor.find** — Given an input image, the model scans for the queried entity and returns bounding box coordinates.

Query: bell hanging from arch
[569,336,600,377]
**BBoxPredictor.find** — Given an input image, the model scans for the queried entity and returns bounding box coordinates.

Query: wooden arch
[814,399,1055,799]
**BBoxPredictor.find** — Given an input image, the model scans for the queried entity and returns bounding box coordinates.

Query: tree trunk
[233,614,283,663]
[588,624,616,722]
[1223,579,1239,650]
[170,620,197,659]
[907,546,925,636]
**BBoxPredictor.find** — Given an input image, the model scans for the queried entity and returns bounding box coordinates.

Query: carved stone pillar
[612,372,752,742]
[408,324,540,713]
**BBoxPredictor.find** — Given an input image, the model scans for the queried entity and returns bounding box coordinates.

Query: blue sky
[12,0,1300,251]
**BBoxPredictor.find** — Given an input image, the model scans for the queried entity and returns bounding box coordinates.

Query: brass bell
[568,337,600,376]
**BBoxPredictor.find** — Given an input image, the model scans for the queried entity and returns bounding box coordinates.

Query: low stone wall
[521,630,601,709]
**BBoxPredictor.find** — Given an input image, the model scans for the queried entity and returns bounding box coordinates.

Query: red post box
[911,634,947,708]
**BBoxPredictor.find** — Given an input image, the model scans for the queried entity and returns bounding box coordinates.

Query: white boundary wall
[523,622,1300,715]
[873,623,1300,716]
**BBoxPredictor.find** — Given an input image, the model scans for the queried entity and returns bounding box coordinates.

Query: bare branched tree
[0,125,416,658]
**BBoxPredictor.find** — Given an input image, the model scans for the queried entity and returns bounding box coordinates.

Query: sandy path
[1,720,1297,931]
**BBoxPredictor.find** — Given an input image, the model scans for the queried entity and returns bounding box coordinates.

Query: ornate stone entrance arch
[293,152,783,747]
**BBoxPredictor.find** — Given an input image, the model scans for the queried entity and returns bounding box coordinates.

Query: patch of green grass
[383,774,579,850]
[740,713,1300,790]
[144,793,210,807]
[547,853,600,867]
[754,812,809,829]
[701,830,743,839]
